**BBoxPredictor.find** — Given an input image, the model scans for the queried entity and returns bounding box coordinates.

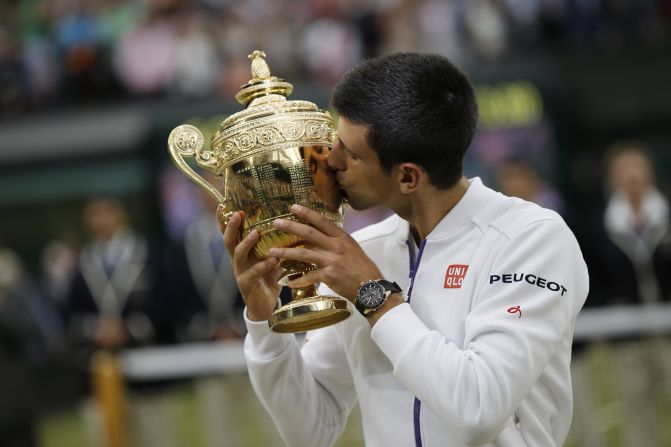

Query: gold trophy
[167,50,351,333]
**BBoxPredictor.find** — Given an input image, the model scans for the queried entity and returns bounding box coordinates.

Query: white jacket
[244,178,589,447]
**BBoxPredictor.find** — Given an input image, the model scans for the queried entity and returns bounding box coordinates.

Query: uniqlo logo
[444,264,469,289]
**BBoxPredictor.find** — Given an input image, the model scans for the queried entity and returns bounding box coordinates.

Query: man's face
[609,150,653,199]
[84,200,125,241]
[327,117,396,211]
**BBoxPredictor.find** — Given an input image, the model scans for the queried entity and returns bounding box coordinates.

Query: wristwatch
[355,279,403,317]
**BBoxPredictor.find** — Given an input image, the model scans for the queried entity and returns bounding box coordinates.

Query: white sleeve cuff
[370,303,431,367]
[244,306,294,360]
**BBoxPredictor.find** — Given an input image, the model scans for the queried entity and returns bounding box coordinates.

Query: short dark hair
[331,53,478,189]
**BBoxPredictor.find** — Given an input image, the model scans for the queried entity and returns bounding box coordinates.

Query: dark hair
[331,53,478,189]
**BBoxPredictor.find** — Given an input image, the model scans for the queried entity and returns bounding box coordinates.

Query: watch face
[358,281,385,308]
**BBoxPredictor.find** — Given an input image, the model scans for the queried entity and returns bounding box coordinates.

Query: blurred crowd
[1,0,671,117]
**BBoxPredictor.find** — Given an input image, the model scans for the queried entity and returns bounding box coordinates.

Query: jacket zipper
[413,397,423,447]
[407,238,427,447]
[406,239,426,305]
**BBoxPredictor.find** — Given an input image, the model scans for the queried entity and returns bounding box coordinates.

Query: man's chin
[344,198,374,212]
[340,189,372,211]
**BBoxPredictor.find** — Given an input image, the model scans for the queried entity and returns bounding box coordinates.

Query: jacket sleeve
[371,218,589,445]
[244,311,357,447]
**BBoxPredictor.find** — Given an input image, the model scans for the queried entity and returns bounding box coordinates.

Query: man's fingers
[286,270,321,289]
[238,256,279,286]
[216,204,228,233]
[270,266,285,284]
[233,228,260,268]
[273,217,333,248]
[268,246,324,266]
[222,211,243,254]
[290,204,343,237]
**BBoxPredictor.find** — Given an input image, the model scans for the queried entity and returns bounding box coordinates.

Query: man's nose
[328,145,345,170]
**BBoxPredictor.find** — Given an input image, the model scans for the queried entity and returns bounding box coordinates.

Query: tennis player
[223,52,589,447]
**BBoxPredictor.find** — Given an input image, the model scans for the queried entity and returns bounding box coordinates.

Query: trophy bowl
[167,50,351,333]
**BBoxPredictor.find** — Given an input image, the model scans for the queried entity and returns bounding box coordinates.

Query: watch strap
[354,298,368,316]
[377,280,402,294]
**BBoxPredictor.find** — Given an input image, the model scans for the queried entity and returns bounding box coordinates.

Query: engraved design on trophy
[168,50,351,333]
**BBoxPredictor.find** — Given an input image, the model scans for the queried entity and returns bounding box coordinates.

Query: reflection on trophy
[167,50,351,333]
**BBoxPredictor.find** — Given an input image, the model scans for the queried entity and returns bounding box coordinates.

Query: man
[166,180,244,343]
[598,143,671,305]
[65,197,165,350]
[65,197,173,447]
[573,143,671,446]
[222,53,588,446]
[0,248,40,447]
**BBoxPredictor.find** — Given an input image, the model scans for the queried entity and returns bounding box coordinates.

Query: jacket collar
[386,177,503,244]
[423,177,503,242]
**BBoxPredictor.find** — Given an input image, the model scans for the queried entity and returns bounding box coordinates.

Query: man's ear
[396,163,424,194]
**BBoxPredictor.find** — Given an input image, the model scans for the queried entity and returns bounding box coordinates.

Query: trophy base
[269,296,351,333]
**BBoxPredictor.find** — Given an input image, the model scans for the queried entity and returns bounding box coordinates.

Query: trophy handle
[168,124,233,223]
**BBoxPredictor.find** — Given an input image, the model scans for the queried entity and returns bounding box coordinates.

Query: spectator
[497,158,566,215]
[462,0,508,59]
[169,12,220,99]
[63,196,175,447]
[64,196,167,351]
[583,143,671,306]
[574,142,671,447]
[299,17,363,86]
[161,169,248,447]
[166,182,244,343]
[40,233,80,308]
[52,0,118,101]
[0,248,48,447]
[0,25,29,117]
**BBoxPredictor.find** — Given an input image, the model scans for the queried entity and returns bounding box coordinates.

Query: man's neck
[406,176,470,241]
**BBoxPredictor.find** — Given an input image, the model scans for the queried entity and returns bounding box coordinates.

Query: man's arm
[371,219,588,445]
[221,210,356,447]
[244,312,357,447]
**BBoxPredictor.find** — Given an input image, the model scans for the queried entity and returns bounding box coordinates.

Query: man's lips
[334,178,348,197]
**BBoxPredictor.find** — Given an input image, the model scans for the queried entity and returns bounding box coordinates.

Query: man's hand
[220,211,284,322]
[94,317,129,351]
[267,204,382,302]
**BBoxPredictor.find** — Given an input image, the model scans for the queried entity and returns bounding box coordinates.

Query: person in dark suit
[65,197,166,351]
[64,197,177,447]
[162,186,248,446]
[165,180,245,343]
[0,248,39,447]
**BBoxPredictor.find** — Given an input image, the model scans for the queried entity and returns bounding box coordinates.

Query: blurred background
[1,0,671,446]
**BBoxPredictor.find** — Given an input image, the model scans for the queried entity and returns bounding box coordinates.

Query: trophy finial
[235,50,293,105]
[248,50,271,79]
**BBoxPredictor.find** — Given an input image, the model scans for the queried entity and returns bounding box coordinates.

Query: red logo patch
[507,306,522,318]
[444,264,469,289]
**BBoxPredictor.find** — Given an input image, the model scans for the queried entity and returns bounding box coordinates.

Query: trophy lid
[211,51,335,171]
